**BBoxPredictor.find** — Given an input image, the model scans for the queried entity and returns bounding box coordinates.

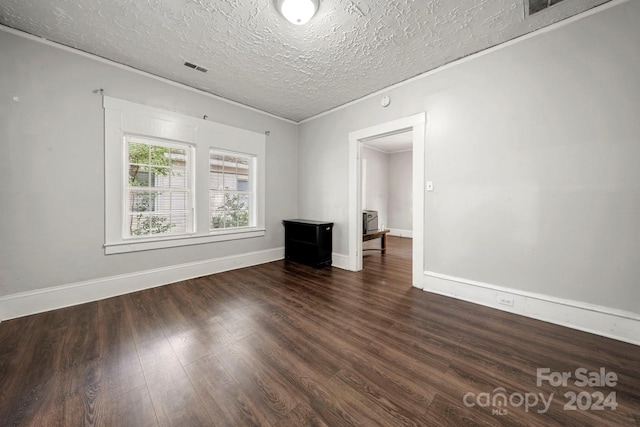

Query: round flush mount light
[276,0,319,25]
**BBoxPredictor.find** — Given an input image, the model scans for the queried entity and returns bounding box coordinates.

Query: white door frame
[348,112,426,286]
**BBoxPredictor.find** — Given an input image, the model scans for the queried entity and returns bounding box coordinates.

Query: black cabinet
[283,219,333,268]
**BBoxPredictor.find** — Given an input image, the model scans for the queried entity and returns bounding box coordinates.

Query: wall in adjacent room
[0,30,298,302]
[387,150,412,233]
[361,145,388,230]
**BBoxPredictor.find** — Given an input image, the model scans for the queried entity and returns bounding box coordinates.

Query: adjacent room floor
[1,236,638,425]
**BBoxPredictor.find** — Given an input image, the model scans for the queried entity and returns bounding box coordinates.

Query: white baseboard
[418,271,640,346]
[331,253,351,270]
[388,228,413,238]
[0,247,284,321]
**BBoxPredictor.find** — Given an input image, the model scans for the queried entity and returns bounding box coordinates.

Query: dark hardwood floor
[1,236,638,426]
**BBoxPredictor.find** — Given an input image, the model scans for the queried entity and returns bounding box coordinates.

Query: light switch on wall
[426,181,434,191]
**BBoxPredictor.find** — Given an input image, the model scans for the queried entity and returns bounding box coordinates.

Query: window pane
[151,173,169,187]
[150,167,170,187]
[210,151,224,190]
[211,213,224,229]
[237,210,249,227]
[170,212,188,234]
[129,142,149,165]
[210,151,224,165]
[210,192,225,210]
[154,191,171,213]
[129,213,173,236]
[128,213,149,237]
[223,155,238,174]
[238,194,249,210]
[170,164,187,189]
[210,192,224,229]
[223,174,237,190]
[169,148,187,189]
[129,190,151,212]
[237,174,249,191]
[226,193,240,210]
[148,213,172,235]
[171,192,188,211]
[210,172,223,190]
[149,145,170,167]
[170,148,186,165]
[237,157,249,177]
[129,165,151,186]
[224,213,236,228]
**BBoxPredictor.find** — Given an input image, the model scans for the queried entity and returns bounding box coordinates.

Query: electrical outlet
[498,294,515,307]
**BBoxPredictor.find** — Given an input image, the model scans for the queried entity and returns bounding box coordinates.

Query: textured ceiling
[0,0,610,122]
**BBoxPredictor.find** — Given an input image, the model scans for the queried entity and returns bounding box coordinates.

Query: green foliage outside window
[130,214,174,236]
[211,193,249,229]
[128,142,175,236]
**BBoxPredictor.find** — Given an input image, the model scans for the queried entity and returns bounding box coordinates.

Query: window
[126,137,193,238]
[104,96,266,254]
[209,150,255,230]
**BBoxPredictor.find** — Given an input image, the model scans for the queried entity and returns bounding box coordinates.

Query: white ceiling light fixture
[276,0,319,25]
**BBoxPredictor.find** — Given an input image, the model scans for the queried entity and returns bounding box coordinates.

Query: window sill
[104,228,266,254]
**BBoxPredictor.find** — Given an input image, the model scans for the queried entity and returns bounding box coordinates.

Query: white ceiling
[364,130,413,153]
[0,0,610,122]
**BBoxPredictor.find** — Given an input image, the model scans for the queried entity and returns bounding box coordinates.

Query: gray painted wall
[0,31,298,297]
[298,1,640,313]
[361,146,389,229]
[388,150,412,231]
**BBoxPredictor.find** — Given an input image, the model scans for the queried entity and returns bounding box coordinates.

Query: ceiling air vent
[525,0,566,16]
[184,61,208,73]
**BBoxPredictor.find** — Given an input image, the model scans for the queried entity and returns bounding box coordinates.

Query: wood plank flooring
[1,236,638,426]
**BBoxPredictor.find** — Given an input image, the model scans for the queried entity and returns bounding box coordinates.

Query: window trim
[103,229,267,254]
[104,96,266,254]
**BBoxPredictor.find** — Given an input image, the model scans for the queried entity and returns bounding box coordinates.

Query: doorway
[348,113,426,286]
[361,130,413,235]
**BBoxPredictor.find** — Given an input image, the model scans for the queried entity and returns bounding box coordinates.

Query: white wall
[361,146,388,229]
[0,30,298,300]
[298,1,640,315]
[387,150,412,232]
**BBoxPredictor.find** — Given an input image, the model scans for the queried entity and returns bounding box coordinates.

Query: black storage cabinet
[282,219,333,268]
